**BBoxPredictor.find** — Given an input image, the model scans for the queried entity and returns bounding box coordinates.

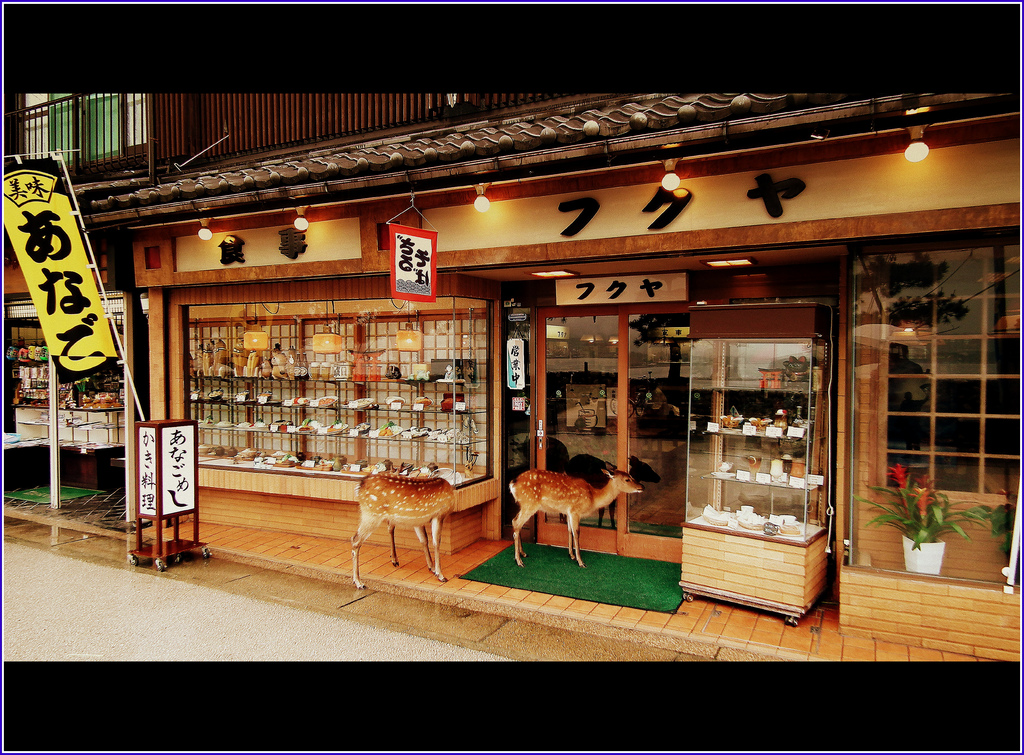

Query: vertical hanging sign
[3,157,119,383]
[389,223,438,303]
[507,338,525,389]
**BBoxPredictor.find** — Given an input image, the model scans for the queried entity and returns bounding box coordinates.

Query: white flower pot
[902,536,946,575]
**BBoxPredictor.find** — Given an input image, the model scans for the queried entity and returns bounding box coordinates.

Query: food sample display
[186,296,491,488]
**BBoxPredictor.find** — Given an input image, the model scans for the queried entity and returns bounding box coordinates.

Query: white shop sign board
[137,420,197,517]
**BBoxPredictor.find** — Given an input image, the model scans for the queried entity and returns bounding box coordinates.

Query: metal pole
[47,354,60,509]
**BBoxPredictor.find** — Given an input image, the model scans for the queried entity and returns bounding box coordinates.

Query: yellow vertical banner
[3,157,119,383]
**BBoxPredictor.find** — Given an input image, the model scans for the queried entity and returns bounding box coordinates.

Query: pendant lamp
[396,327,423,351]
[243,305,269,350]
[312,319,343,354]
[312,331,343,354]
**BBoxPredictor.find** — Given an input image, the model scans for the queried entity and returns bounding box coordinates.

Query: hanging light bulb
[198,218,213,241]
[294,206,309,231]
[904,126,929,163]
[474,184,490,212]
[661,158,681,191]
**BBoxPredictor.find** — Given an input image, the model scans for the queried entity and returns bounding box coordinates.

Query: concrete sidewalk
[2,516,708,662]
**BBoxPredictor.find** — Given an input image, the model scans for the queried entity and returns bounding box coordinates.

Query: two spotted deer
[351,473,455,590]
[509,468,645,568]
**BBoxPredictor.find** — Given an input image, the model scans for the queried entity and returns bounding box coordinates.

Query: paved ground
[3,515,712,752]
[3,540,511,662]
[2,516,707,663]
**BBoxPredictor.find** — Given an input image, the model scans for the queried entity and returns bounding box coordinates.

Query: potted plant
[856,464,993,575]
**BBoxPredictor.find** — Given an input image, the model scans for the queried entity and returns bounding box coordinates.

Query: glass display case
[685,337,827,540]
[680,303,833,624]
[185,295,491,488]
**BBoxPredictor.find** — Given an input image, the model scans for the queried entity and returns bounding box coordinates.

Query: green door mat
[461,542,683,613]
[4,486,103,503]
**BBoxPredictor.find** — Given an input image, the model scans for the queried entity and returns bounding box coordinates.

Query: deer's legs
[566,512,585,567]
[351,513,384,589]
[428,516,446,582]
[412,524,436,573]
[388,522,400,566]
[511,507,533,567]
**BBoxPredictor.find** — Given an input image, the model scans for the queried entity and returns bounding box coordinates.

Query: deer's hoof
[354,581,366,590]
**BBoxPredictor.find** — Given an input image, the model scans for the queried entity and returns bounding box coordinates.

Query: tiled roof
[86,92,855,215]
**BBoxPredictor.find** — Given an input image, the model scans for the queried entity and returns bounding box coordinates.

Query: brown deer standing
[351,473,455,590]
[509,468,645,568]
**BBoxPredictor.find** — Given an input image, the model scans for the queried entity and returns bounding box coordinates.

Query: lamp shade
[396,329,423,351]
[243,330,269,350]
[312,332,343,353]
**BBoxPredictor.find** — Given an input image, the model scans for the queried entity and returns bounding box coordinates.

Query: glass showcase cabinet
[682,303,833,625]
[185,296,491,488]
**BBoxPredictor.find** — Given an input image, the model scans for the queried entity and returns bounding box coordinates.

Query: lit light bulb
[474,193,490,212]
[198,221,213,241]
[904,140,929,163]
[661,171,681,191]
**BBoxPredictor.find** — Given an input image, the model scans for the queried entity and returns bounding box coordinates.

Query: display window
[850,240,1020,581]
[185,295,491,487]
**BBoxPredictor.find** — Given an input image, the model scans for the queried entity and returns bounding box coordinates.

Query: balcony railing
[5,93,564,181]
[4,93,149,176]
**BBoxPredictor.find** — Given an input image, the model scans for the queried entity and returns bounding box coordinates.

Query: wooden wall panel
[199,484,482,555]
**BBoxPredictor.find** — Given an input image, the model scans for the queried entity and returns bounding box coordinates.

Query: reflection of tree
[629,313,685,381]
[860,252,970,331]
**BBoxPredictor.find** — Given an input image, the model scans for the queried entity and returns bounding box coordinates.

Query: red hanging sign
[389,223,438,303]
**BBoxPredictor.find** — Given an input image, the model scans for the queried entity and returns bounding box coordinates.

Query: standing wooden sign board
[130,419,209,570]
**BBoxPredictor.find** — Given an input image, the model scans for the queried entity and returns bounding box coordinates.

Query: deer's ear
[603,468,614,477]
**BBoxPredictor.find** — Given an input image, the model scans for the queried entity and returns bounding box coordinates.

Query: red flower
[913,485,933,517]
[888,464,908,488]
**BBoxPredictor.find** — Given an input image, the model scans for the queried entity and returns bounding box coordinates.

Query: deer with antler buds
[351,472,455,590]
[509,468,645,568]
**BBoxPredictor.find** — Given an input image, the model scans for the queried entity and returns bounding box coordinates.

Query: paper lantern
[396,329,422,351]
[312,332,343,354]
[243,330,269,350]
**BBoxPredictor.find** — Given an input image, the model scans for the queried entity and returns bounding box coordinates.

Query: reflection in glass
[934,417,980,454]
[935,338,982,374]
[935,379,981,414]
[887,415,929,451]
[626,314,689,538]
[856,242,1020,582]
[986,378,1020,415]
[985,418,1019,455]
[544,315,619,529]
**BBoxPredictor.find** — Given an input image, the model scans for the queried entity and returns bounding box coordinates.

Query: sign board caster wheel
[129,554,139,566]
[201,547,211,559]
[155,558,167,572]
[682,591,694,602]
[784,615,799,627]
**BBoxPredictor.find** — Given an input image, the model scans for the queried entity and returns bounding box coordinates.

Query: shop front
[122,111,1017,655]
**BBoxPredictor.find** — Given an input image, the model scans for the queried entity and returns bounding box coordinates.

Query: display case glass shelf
[186,295,491,487]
